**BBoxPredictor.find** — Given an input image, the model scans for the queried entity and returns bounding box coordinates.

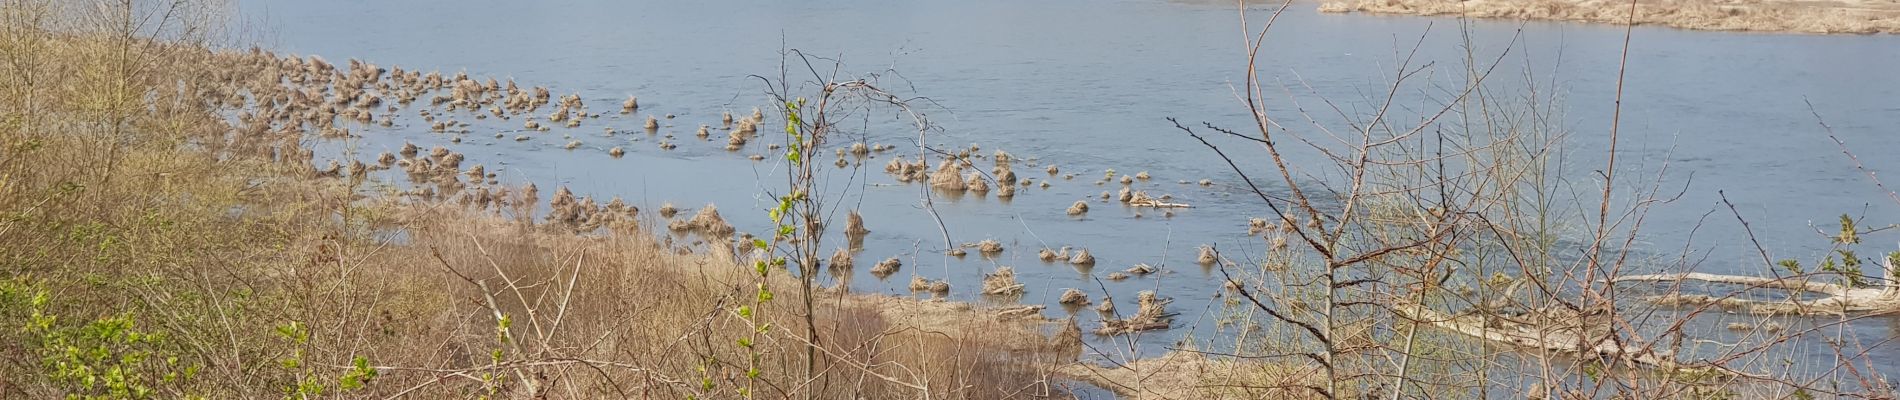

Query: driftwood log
[1613,249,1900,315]
[1129,199,1192,208]
[1397,301,1743,377]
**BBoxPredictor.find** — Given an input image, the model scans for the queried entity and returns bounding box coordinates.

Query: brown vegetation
[981,267,1028,296]
[0,5,1079,397]
[1095,291,1174,335]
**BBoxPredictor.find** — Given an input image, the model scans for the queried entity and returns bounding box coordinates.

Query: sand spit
[1318,0,1900,34]
[1062,349,1323,399]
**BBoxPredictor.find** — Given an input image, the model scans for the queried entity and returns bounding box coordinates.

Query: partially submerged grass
[1069,248,1096,266]
[981,267,1027,296]
[0,14,1076,398]
[1066,200,1089,216]
[1058,289,1091,306]
[871,257,901,278]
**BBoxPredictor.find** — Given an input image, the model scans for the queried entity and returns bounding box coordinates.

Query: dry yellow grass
[0,6,1078,397]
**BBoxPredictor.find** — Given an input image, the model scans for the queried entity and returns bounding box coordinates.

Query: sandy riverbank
[1318,0,1900,34]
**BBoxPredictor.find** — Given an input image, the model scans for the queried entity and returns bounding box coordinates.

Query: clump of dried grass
[546,186,584,228]
[1248,217,1274,235]
[1059,289,1090,306]
[1096,296,1117,316]
[845,210,870,236]
[1197,245,1218,265]
[872,257,901,278]
[680,204,734,237]
[966,173,990,193]
[928,158,966,191]
[1099,290,1175,335]
[977,239,1004,254]
[980,267,1026,296]
[1124,263,1156,276]
[1066,200,1089,216]
[910,277,951,296]
[829,247,854,270]
[1069,248,1096,266]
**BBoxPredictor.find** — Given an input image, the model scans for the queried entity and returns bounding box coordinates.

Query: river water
[242,0,1900,389]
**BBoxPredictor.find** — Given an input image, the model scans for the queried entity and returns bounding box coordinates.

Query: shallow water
[245,0,1900,386]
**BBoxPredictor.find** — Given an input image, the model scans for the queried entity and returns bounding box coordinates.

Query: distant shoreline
[1316,0,1900,34]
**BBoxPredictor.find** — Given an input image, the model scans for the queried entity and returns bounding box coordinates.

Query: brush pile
[1098,290,1175,335]
[981,267,1027,296]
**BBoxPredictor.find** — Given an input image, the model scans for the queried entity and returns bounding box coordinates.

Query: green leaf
[1777,259,1803,275]
[1838,214,1860,244]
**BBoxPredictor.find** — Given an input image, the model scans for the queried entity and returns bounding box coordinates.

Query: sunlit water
[242,0,1900,389]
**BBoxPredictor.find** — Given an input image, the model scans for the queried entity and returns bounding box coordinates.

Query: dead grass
[871,257,901,277]
[1096,290,1175,335]
[930,157,967,191]
[1058,289,1091,306]
[0,16,1077,398]
[981,267,1027,296]
[1069,248,1096,266]
[1066,200,1089,216]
